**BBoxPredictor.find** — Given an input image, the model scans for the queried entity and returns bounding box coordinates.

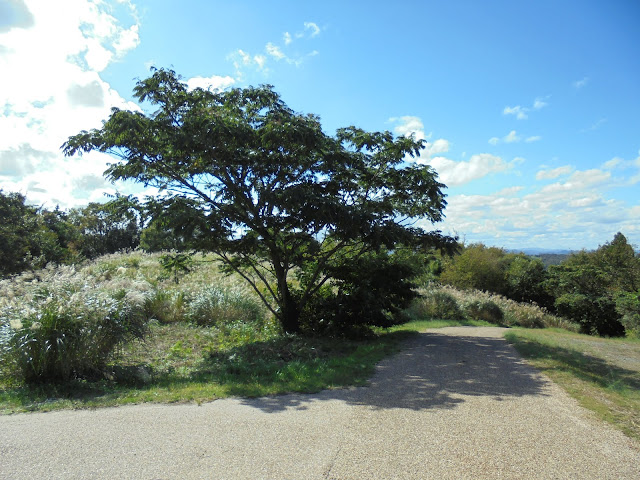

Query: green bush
[408,290,464,321]
[298,250,420,338]
[464,300,504,325]
[0,265,150,383]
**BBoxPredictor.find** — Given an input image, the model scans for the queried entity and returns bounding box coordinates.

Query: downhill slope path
[1,326,639,479]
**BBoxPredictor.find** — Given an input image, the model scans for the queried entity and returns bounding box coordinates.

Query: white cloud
[536,165,573,180]
[503,105,528,120]
[0,0,141,208]
[391,116,514,187]
[186,74,235,92]
[389,116,429,141]
[425,153,514,187]
[113,23,139,54]
[254,54,267,70]
[573,77,589,89]
[602,157,622,170]
[489,130,540,145]
[424,139,450,156]
[230,21,321,76]
[597,152,640,185]
[533,97,549,110]
[266,42,286,60]
[503,97,548,120]
[504,130,520,143]
[581,118,607,132]
[304,22,321,37]
[433,164,637,250]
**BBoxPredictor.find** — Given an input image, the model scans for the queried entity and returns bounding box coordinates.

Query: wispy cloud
[503,96,549,120]
[601,152,640,185]
[533,96,549,109]
[536,165,573,180]
[231,21,322,76]
[265,42,286,60]
[580,118,607,133]
[573,76,589,89]
[304,22,321,37]
[489,130,541,145]
[504,130,520,143]
[503,105,528,120]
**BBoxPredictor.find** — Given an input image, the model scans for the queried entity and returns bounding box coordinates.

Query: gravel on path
[1,326,638,479]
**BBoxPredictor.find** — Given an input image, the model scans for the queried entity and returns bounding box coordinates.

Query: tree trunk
[275,266,301,334]
[280,291,301,334]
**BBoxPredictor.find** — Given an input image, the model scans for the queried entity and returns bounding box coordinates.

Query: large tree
[64,68,455,333]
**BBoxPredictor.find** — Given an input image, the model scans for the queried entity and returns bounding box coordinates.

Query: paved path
[1,327,639,479]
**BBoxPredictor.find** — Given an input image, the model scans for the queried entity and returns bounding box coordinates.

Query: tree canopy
[547,233,639,336]
[64,68,457,334]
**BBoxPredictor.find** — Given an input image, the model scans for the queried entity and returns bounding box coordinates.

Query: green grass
[391,318,494,331]
[0,320,419,414]
[505,328,640,441]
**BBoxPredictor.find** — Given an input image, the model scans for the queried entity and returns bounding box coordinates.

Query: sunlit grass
[0,319,417,413]
[505,328,640,441]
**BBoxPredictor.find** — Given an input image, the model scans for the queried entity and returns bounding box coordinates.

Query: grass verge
[0,322,419,414]
[504,328,640,441]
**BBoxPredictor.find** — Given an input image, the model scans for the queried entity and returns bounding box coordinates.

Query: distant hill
[535,253,572,266]
[508,248,575,256]
[507,248,574,267]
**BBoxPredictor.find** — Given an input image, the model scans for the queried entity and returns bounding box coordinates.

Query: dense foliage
[547,233,639,336]
[63,68,457,334]
[0,191,143,277]
[437,233,639,337]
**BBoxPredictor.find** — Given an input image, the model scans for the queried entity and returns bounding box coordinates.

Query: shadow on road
[241,331,550,413]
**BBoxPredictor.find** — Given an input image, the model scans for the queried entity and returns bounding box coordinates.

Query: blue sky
[1,0,639,250]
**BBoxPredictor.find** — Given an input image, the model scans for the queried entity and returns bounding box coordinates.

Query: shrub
[464,300,504,324]
[408,289,464,321]
[298,250,420,338]
[0,265,150,383]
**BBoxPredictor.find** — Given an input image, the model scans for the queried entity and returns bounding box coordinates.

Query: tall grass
[0,264,151,382]
[0,251,273,384]
[409,284,579,331]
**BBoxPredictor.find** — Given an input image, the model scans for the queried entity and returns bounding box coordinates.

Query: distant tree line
[0,190,140,276]
[433,233,640,337]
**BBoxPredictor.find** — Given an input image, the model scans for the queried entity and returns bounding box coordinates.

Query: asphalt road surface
[1,327,639,479]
